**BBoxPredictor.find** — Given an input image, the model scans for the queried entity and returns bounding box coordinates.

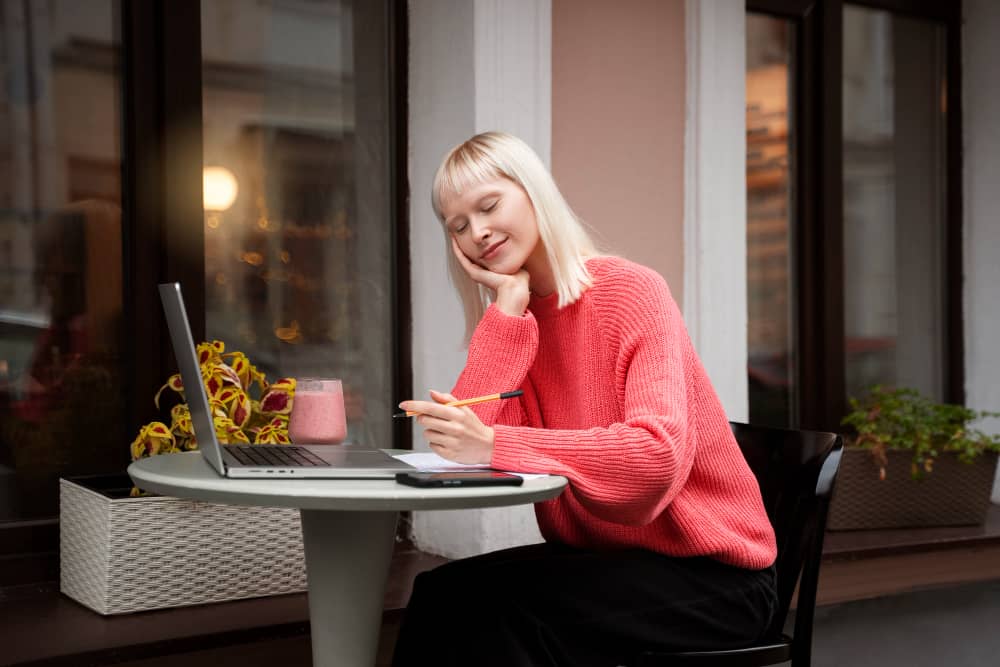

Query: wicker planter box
[828,448,998,531]
[60,474,307,615]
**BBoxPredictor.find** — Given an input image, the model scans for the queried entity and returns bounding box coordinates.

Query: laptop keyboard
[226,444,328,467]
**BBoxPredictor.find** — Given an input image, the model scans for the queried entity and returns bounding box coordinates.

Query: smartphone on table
[395,470,524,487]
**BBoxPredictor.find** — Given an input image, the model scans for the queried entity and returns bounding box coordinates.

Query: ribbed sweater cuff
[491,424,553,473]
[471,303,538,353]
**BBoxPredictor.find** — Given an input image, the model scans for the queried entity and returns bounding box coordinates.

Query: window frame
[746,0,963,432]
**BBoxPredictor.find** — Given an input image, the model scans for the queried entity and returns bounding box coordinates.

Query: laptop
[159,282,415,479]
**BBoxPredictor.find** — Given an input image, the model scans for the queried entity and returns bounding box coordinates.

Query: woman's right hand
[451,237,530,316]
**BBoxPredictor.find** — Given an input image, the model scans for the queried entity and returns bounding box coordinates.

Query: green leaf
[842,385,1000,479]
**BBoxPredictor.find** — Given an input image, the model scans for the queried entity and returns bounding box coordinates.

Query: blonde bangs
[432,139,508,220]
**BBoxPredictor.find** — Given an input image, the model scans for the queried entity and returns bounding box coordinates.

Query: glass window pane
[0,1,125,520]
[843,6,947,402]
[201,1,394,448]
[746,14,798,427]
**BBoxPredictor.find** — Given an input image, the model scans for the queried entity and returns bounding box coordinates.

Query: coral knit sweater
[453,256,777,569]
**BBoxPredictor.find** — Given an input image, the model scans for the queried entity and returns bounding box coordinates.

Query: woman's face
[439,177,542,275]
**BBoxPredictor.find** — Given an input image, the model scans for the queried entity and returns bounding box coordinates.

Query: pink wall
[551,0,686,307]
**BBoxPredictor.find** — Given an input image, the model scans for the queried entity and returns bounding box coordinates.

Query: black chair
[634,421,843,667]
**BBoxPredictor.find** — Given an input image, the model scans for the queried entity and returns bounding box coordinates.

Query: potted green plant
[59,340,308,615]
[828,385,1000,531]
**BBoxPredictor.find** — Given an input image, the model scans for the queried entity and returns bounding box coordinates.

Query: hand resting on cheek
[451,237,530,317]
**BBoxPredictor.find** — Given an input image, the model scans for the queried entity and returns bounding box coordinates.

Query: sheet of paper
[392,452,549,480]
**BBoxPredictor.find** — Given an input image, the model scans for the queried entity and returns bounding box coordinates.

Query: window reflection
[842,7,947,401]
[746,14,797,427]
[0,1,124,520]
[201,0,394,448]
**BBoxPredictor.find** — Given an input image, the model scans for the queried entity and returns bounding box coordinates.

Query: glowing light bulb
[203,166,239,211]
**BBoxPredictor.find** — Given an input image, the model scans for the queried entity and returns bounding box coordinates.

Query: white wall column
[963,0,1000,503]
[408,0,551,557]
[684,0,748,421]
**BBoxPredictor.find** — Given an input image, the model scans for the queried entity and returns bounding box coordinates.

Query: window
[0,0,125,521]
[201,0,398,448]
[842,5,949,402]
[746,0,961,431]
[0,0,406,586]
[746,13,798,427]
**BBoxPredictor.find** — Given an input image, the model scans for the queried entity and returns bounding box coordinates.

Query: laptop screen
[158,282,228,476]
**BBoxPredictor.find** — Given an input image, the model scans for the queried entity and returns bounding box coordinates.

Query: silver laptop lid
[158,282,227,476]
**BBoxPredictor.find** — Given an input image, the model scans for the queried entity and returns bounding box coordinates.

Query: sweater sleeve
[451,303,538,427]
[490,270,695,526]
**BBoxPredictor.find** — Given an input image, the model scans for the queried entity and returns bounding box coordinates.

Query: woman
[393,132,777,667]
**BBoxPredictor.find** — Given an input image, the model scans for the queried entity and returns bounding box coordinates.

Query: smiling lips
[481,238,507,261]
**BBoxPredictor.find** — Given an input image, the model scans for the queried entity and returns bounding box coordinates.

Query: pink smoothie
[289,386,347,444]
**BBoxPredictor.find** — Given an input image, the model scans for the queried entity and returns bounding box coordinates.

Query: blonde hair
[432,132,599,342]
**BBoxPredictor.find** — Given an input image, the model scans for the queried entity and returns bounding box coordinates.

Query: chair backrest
[729,421,843,661]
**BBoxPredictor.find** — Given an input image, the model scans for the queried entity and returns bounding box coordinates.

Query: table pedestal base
[300,509,400,667]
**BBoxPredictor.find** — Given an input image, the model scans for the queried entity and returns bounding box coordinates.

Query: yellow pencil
[393,390,524,418]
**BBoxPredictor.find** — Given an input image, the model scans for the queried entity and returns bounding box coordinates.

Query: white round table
[128,451,567,667]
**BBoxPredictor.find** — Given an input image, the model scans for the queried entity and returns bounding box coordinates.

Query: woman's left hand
[400,390,495,464]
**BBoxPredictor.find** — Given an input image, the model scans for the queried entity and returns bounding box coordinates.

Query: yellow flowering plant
[130,340,297,470]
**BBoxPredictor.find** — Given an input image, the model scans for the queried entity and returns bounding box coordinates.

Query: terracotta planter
[827,448,998,531]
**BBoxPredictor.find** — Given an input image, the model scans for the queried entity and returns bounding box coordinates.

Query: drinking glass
[288,378,347,445]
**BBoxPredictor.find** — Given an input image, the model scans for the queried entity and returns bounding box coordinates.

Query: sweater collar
[528,289,561,318]
[528,256,606,318]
